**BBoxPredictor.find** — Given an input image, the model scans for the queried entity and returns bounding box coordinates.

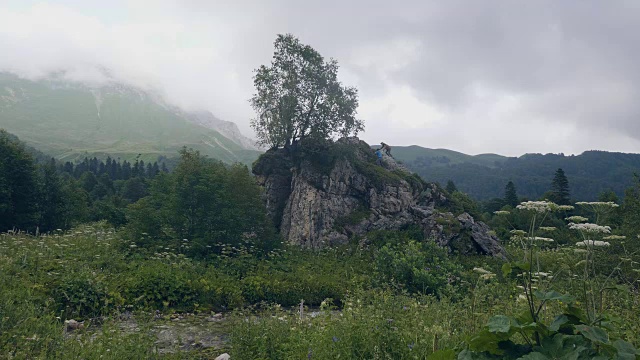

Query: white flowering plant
[457,201,640,359]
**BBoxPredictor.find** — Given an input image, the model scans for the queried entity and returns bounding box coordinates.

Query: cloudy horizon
[1,0,640,156]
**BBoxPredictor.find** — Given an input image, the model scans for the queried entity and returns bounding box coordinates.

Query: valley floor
[1,223,639,359]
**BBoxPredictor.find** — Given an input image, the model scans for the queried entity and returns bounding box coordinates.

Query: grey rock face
[253,137,505,257]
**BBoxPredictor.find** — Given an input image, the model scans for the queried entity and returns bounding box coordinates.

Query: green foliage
[398,147,640,202]
[446,180,458,194]
[127,148,279,256]
[51,271,109,319]
[504,181,519,207]
[375,240,463,296]
[549,168,571,205]
[250,34,364,148]
[461,200,640,359]
[0,129,40,232]
[333,206,372,231]
[1,220,638,358]
[621,175,640,236]
[124,262,199,311]
[230,292,471,360]
[449,191,483,219]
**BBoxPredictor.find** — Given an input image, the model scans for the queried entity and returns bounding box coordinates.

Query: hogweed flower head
[575,201,619,208]
[566,216,589,223]
[473,267,492,275]
[569,223,611,234]
[576,240,610,247]
[557,205,575,211]
[532,237,554,243]
[494,210,511,215]
[539,227,557,232]
[510,230,526,237]
[516,201,556,213]
[603,235,626,240]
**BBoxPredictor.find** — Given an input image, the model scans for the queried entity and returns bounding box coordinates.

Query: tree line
[445,167,640,240]
[408,150,640,201]
[1,130,166,232]
[1,129,279,255]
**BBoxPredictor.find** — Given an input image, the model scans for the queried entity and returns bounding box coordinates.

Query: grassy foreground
[1,222,638,359]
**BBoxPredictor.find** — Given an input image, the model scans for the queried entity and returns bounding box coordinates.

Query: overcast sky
[1,1,639,156]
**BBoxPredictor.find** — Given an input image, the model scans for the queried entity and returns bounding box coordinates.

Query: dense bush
[375,240,463,297]
[127,148,279,257]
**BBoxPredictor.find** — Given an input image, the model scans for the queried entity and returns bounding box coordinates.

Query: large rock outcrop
[253,137,506,258]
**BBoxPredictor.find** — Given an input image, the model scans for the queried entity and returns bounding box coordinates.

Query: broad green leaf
[575,325,609,344]
[517,352,550,360]
[457,349,497,360]
[535,334,586,360]
[513,261,531,272]
[426,349,456,360]
[533,290,574,303]
[613,339,640,360]
[487,315,512,333]
[502,262,513,277]
[549,314,569,332]
[564,305,588,324]
[468,330,505,355]
[457,349,474,360]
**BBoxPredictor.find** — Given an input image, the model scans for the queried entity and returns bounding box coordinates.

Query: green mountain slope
[393,145,640,201]
[389,145,508,168]
[0,73,260,164]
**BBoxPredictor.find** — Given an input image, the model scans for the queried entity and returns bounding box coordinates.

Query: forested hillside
[392,146,640,201]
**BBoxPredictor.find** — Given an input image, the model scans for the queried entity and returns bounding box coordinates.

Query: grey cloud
[1,1,640,154]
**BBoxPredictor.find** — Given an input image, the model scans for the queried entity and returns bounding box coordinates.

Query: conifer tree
[0,130,40,231]
[39,158,65,232]
[445,180,458,194]
[504,181,519,207]
[549,168,571,205]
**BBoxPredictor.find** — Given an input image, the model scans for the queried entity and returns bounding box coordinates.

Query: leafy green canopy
[250,34,364,148]
[0,129,40,231]
[127,148,278,256]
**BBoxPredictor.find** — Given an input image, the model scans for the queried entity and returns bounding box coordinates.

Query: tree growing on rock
[250,34,364,148]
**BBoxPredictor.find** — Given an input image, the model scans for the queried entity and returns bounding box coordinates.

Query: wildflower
[566,216,589,223]
[575,240,610,247]
[557,205,575,211]
[481,273,496,280]
[569,223,611,234]
[516,201,555,213]
[473,267,491,275]
[575,201,619,208]
[129,244,137,248]
[494,210,510,215]
[539,227,556,231]
[533,272,550,277]
[603,235,626,240]
[533,237,554,242]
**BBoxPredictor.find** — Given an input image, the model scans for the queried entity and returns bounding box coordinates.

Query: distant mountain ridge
[0,72,260,164]
[390,145,640,201]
